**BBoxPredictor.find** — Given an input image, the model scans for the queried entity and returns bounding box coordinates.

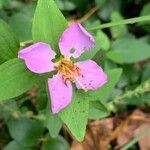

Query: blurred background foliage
[0,0,150,149]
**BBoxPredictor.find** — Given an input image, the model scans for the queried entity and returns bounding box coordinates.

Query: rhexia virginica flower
[18,23,108,114]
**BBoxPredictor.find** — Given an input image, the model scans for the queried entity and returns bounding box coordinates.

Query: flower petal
[18,42,56,74]
[59,23,95,58]
[75,60,108,90]
[48,74,72,114]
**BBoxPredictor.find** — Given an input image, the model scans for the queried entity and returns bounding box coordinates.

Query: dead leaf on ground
[116,109,150,149]
[71,109,150,150]
[71,118,113,150]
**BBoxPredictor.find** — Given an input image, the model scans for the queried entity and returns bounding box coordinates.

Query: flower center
[56,59,81,83]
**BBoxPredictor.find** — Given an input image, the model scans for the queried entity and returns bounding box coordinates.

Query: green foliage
[142,63,150,81]
[36,89,48,110]
[4,141,32,150]
[59,90,89,141]
[88,101,110,119]
[97,30,110,51]
[7,118,45,147]
[0,0,150,148]
[140,3,150,32]
[107,38,150,64]
[112,79,150,107]
[56,0,76,11]
[97,0,121,20]
[32,0,68,52]
[110,11,128,38]
[46,101,63,138]
[5,2,36,41]
[0,58,39,100]
[8,13,32,41]
[42,135,69,150]
[0,100,19,119]
[0,19,19,62]
[141,3,150,17]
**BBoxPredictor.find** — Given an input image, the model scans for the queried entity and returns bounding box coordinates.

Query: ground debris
[71,109,150,150]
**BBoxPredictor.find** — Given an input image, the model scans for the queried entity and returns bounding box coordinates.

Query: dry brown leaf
[134,124,150,150]
[71,109,150,150]
[116,109,150,149]
[71,118,113,150]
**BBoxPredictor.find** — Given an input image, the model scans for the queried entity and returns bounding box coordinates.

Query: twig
[107,79,150,111]
[69,6,98,25]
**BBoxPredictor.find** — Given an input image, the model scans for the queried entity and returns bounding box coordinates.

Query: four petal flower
[18,23,108,114]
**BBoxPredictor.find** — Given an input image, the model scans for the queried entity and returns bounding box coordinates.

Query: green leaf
[106,38,150,64]
[106,51,124,64]
[95,0,107,8]
[110,11,128,38]
[59,90,89,141]
[46,101,62,138]
[0,100,19,119]
[7,118,44,147]
[36,89,48,110]
[142,63,150,81]
[139,3,150,32]
[42,135,69,150]
[0,58,39,100]
[141,3,150,17]
[0,19,19,62]
[124,93,150,107]
[89,68,122,102]
[4,141,32,150]
[98,30,110,51]
[88,101,110,119]
[8,13,32,41]
[104,59,117,71]
[55,0,76,11]
[32,0,68,51]
[97,0,121,21]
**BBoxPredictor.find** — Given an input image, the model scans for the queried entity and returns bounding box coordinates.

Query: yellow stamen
[56,58,87,91]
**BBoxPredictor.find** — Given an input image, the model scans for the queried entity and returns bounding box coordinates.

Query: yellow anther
[55,58,87,90]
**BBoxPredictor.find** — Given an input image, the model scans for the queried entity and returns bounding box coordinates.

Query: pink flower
[18,23,108,114]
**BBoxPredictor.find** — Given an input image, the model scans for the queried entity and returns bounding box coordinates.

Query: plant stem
[88,15,150,31]
[107,79,150,111]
